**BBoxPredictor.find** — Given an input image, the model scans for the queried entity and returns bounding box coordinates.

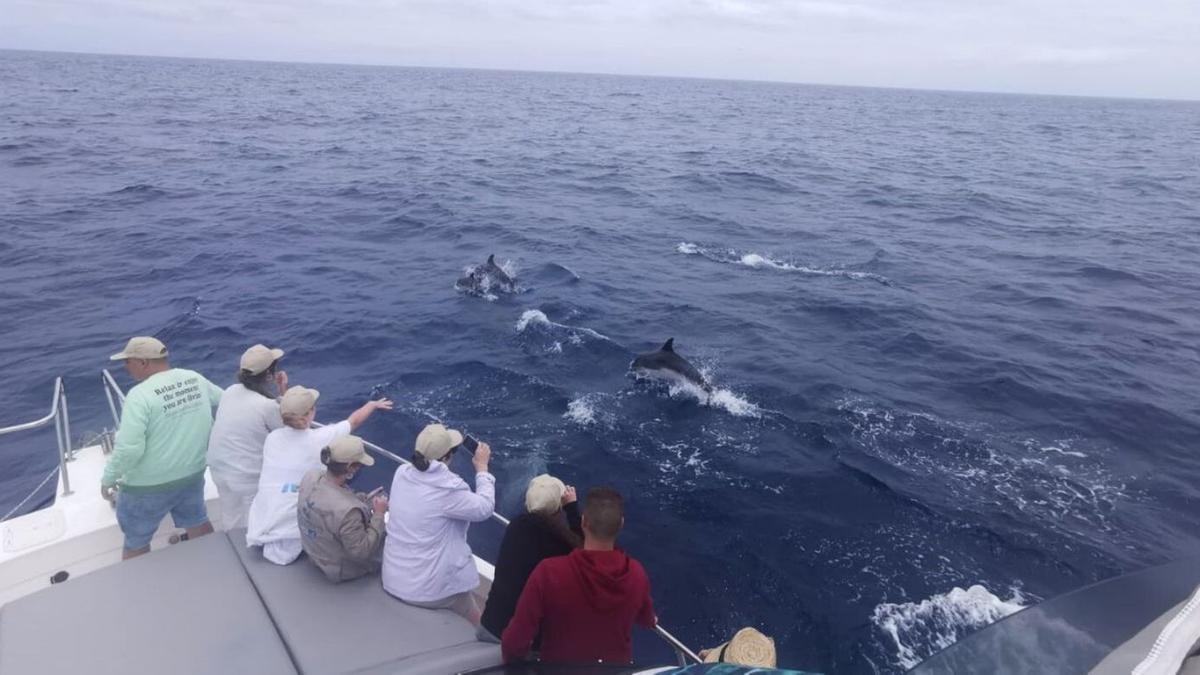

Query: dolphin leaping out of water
[631,338,713,394]
[456,254,517,295]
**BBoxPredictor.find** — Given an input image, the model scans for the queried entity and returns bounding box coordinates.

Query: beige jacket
[297,469,385,582]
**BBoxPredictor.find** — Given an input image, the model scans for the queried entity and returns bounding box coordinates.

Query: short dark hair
[583,487,624,540]
[320,448,353,477]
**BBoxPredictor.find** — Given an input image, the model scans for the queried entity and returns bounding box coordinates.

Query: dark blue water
[2,49,1199,673]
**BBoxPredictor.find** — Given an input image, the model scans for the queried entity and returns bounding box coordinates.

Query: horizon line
[3,46,1198,104]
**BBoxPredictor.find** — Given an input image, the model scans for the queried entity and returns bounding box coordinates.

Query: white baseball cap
[415,423,464,461]
[110,336,168,361]
[240,344,284,375]
[280,386,319,416]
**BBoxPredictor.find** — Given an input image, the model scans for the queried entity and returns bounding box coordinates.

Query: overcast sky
[5,0,1199,99]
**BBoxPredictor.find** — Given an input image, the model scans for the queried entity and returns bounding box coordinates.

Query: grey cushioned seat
[0,533,297,675]
[227,529,502,675]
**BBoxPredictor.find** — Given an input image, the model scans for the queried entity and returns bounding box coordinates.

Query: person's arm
[562,487,582,537]
[442,442,496,521]
[635,570,657,628]
[501,563,547,662]
[441,472,495,522]
[102,394,149,491]
[337,499,387,560]
[347,398,393,431]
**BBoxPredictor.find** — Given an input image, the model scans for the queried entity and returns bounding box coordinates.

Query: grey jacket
[298,469,385,582]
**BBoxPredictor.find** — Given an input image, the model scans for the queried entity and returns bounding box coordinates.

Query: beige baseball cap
[110,336,169,361]
[327,435,374,466]
[240,344,285,375]
[415,423,464,461]
[280,386,319,416]
[525,474,566,514]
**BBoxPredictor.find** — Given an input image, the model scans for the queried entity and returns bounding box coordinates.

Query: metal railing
[101,369,125,426]
[0,377,74,503]
[101,371,697,665]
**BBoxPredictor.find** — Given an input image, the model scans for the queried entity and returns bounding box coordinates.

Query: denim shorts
[115,479,208,551]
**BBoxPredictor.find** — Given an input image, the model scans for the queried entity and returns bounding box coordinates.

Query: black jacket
[480,502,582,637]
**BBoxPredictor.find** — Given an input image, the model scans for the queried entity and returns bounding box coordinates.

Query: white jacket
[382,462,495,602]
[246,420,352,546]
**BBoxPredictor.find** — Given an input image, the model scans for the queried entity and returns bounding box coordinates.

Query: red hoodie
[501,547,656,664]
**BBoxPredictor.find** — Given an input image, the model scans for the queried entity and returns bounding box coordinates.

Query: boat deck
[0,527,503,675]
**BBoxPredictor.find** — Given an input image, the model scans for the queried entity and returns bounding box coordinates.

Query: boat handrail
[0,377,74,503]
[101,368,125,424]
[98,371,698,665]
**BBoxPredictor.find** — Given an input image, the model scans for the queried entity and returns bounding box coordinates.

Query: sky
[4,0,1199,100]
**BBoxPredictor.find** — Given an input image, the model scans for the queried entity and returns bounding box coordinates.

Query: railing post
[60,381,73,495]
[103,373,120,427]
[56,379,73,496]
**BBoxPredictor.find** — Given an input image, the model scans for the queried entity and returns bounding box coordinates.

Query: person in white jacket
[246,386,393,565]
[382,423,495,623]
[207,344,288,530]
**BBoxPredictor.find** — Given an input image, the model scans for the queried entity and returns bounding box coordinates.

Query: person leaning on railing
[382,424,495,623]
[245,386,392,565]
[478,474,582,643]
[206,344,289,530]
[297,435,387,582]
[102,336,225,560]
[501,487,657,665]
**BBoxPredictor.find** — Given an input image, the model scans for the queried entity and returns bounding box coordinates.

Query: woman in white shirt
[382,424,495,623]
[207,344,288,530]
[246,385,392,565]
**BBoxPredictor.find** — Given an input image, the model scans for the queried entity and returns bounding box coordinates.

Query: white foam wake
[872,585,1027,670]
[677,242,891,284]
[515,309,612,342]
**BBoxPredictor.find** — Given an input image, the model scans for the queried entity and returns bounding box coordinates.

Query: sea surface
[2,49,1199,673]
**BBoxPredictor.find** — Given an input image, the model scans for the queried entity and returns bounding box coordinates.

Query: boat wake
[677,242,892,285]
[837,398,1133,545]
[871,585,1028,670]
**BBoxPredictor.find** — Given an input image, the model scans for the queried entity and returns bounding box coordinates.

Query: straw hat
[703,627,776,667]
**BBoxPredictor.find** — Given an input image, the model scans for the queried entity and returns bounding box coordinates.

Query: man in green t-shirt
[104,336,224,559]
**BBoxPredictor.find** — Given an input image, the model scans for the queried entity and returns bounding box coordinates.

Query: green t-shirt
[103,368,224,491]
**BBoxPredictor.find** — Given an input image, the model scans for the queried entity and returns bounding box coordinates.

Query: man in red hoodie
[501,486,657,664]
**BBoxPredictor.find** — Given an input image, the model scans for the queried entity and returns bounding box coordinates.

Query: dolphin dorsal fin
[661,338,675,352]
[487,254,495,265]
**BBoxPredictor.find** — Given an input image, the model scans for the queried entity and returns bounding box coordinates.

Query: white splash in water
[515,309,612,342]
[872,585,1027,670]
[677,242,891,284]
[564,395,599,426]
[516,309,550,332]
[660,378,761,418]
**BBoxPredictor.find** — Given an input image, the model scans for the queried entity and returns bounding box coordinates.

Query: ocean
[1,49,1199,673]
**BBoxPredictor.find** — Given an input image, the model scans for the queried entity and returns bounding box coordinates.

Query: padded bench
[0,533,297,675]
[227,529,502,675]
